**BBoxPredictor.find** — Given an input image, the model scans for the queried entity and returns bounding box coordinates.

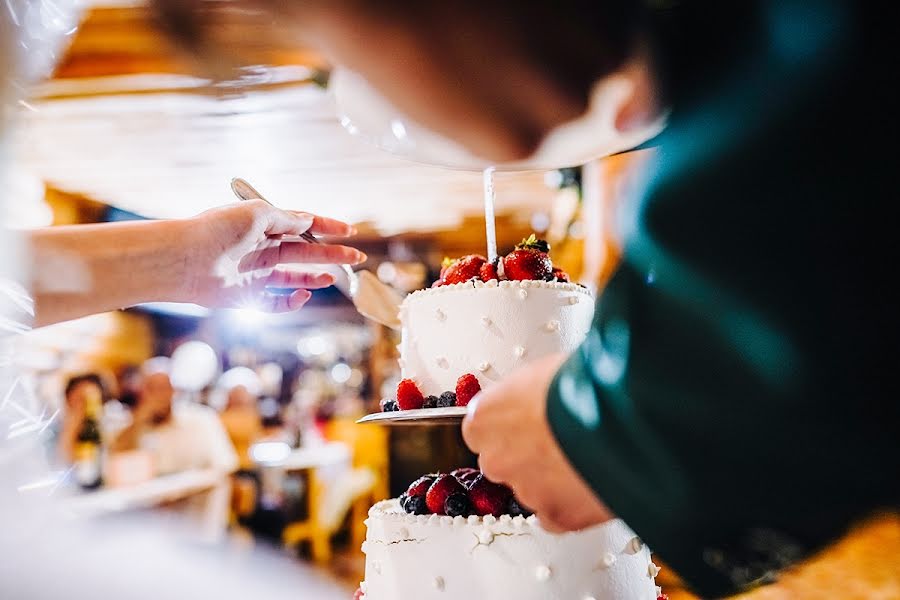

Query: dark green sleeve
[548,4,898,596]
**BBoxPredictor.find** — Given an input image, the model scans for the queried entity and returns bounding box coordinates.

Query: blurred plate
[357,406,467,426]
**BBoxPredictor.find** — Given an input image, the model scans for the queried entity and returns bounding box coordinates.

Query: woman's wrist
[29,218,198,326]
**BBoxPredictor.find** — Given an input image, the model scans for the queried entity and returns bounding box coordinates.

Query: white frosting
[400,281,595,395]
[362,500,658,600]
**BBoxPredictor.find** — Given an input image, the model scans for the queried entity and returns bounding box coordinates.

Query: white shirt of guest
[138,402,237,476]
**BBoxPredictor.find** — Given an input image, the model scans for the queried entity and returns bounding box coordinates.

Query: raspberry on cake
[455,373,481,406]
[395,379,425,410]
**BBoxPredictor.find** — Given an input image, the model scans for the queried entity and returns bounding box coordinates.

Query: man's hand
[184,200,365,312]
[462,353,614,532]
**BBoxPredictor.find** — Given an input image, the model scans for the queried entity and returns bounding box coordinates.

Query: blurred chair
[280,419,388,562]
[323,417,390,555]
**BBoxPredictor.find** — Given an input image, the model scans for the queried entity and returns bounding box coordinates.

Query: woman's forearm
[29,219,193,327]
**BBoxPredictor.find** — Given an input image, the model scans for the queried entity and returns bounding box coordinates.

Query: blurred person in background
[219,382,264,471]
[110,367,238,477]
[56,373,105,464]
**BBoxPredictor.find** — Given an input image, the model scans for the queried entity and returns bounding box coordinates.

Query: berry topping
[444,492,473,517]
[396,379,425,410]
[551,267,570,283]
[404,495,428,515]
[353,587,364,600]
[426,474,466,515]
[406,474,437,499]
[437,391,457,407]
[422,395,439,409]
[507,496,533,518]
[479,260,499,282]
[442,254,487,285]
[455,374,481,406]
[468,474,512,517]
[398,493,409,511]
[657,595,669,600]
[450,467,479,483]
[380,398,399,412]
[503,235,553,281]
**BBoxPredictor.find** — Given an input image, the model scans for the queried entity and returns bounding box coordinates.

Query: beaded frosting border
[402,279,593,308]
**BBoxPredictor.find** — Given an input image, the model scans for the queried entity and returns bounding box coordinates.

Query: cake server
[357,406,466,426]
[230,177,403,329]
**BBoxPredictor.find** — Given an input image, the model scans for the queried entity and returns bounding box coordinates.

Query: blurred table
[252,441,353,563]
[281,442,351,472]
[61,468,234,543]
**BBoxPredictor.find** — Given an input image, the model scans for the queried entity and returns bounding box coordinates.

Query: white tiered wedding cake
[360,240,661,600]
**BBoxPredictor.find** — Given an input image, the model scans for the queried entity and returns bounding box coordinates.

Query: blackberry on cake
[422,395,439,409]
[437,391,457,407]
[507,496,533,518]
[444,492,472,517]
[379,398,399,412]
[403,495,428,515]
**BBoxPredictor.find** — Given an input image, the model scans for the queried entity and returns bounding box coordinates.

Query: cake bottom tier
[361,499,660,600]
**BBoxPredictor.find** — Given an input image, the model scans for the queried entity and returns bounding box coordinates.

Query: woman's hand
[462,353,614,532]
[183,200,364,312]
[27,201,363,327]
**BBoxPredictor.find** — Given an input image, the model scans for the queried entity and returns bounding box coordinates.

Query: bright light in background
[376,261,397,284]
[217,366,261,396]
[250,441,291,465]
[230,307,266,328]
[530,211,551,233]
[170,341,219,391]
[330,362,352,384]
[298,335,328,356]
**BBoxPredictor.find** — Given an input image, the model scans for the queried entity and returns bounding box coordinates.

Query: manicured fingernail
[356,251,368,263]
[348,226,358,235]
[290,290,312,309]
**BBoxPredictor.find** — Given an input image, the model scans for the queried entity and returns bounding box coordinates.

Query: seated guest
[219,382,263,472]
[56,373,105,464]
[110,368,237,476]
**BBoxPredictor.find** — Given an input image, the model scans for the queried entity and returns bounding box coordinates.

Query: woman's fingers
[256,289,313,313]
[261,206,356,238]
[238,241,366,272]
[288,211,357,237]
[262,269,335,290]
